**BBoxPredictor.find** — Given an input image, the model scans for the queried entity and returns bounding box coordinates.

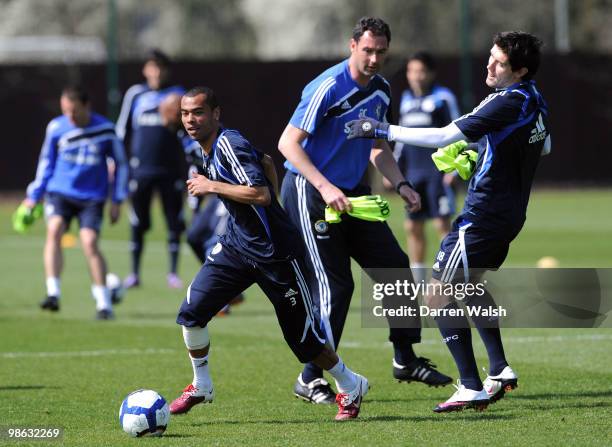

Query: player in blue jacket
[24,86,128,319]
[278,16,452,405]
[116,49,187,289]
[348,31,550,412]
[170,86,368,421]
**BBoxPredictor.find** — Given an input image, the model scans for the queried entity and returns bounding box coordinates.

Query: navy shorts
[407,174,455,220]
[431,219,512,284]
[44,192,104,232]
[176,242,326,363]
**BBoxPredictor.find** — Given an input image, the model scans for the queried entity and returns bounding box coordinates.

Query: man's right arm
[24,122,58,206]
[115,84,145,143]
[278,124,351,212]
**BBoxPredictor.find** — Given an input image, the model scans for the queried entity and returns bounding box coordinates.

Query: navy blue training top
[453,80,549,235]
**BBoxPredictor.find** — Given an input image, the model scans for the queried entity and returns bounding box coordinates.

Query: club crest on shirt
[211,242,223,255]
[314,220,329,234]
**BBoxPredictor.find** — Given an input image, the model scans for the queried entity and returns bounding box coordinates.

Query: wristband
[395,180,414,195]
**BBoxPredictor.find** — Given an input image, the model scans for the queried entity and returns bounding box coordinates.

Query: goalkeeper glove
[12,203,43,234]
[346,118,389,140]
[325,195,390,223]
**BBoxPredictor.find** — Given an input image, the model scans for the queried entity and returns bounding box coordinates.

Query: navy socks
[435,302,482,390]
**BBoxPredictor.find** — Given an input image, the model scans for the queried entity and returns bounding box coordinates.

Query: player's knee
[131,220,150,234]
[424,280,451,309]
[182,325,210,350]
[46,218,65,242]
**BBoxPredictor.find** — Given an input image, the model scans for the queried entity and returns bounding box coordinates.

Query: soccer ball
[106,272,124,304]
[119,389,170,437]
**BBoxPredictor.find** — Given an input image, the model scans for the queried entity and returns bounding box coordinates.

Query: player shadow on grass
[158,434,194,438]
[364,414,517,423]
[190,414,515,426]
[510,390,612,400]
[367,396,450,403]
[0,385,60,391]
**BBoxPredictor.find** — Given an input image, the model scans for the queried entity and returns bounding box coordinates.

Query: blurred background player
[116,49,187,289]
[24,86,128,319]
[391,52,460,285]
[278,17,452,405]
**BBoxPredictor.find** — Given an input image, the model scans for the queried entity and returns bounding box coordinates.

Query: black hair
[145,48,171,67]
[408,51,436,71]
[493,31,542,81]
[352,17,391,44]
[183,86,220,110]
[61,85,89,104]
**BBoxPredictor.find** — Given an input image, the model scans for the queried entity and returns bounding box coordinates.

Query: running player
[170,86,368,421]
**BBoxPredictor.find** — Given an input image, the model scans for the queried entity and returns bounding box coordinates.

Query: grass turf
[1,188,611,446]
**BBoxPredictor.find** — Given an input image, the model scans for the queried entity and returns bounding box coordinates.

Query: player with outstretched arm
[347,31,551,412]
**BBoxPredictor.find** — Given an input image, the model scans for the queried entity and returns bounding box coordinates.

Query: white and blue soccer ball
[106,272,124,304]
[119,389,170,437]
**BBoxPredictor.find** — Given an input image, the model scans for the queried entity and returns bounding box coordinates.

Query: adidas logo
[432,262,441,272]
[284,288,298,298]
[529,113,547,144]
[341,100,351,110]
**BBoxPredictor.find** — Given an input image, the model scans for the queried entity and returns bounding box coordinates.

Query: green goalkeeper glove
[12,203,43,234]
[325,195,390,223]
[431,140,478,180]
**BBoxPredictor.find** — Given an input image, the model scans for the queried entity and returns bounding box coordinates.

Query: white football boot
[433,380,489,413]
[483,366,518,403]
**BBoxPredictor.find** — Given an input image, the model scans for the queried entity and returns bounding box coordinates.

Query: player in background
[391,52,461,285]
[278,17,452,405]
[170,86,368,421]
[116,49,187,289]
[348,31,550,412]
[24,86,128,320]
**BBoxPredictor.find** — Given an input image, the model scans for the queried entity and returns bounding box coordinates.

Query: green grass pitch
[1,188,611,446]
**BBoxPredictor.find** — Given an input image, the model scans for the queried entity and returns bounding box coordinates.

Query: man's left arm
[370,140,421,212]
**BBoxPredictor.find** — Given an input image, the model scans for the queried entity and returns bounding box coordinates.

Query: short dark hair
[145,48,171,67]
[61,85,89,104]
[352,17,391,44]
[183,86,219,110]
[493,31,542,81]
[408,51,436,71]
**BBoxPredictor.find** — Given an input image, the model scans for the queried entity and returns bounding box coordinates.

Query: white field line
[2,334,610,359]
[1,347,176,359]
[0,235,189,253]
[339,333,612,349]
